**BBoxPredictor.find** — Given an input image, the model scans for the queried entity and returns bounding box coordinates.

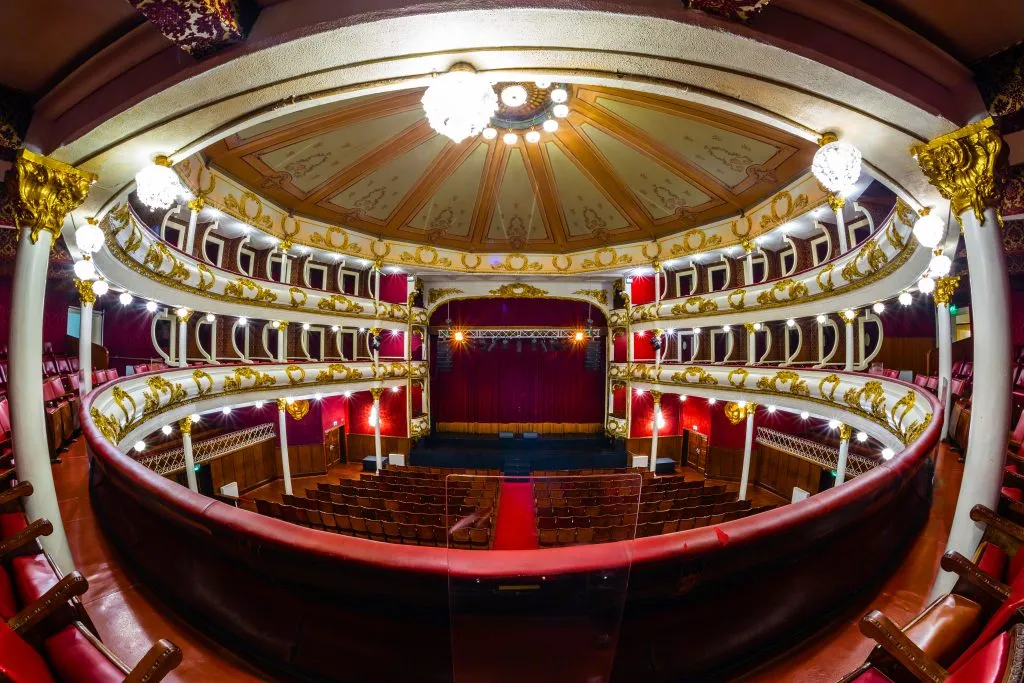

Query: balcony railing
[755,426,878,478]
[136,422,277,476]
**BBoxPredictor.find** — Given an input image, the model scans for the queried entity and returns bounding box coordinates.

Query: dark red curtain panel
[613,332,627,363]
[348,388,407,436]
[433,344,604,424]
[378,273,408,304]
[429,298,606,327]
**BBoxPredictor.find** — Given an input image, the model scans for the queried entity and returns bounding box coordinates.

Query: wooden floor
[51,440,960,681]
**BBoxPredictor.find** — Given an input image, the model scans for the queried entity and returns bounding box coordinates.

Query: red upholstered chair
[40,379,69,456]
[91,370,106,386]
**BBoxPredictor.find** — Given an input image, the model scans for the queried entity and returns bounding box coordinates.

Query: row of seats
[0,481,181,682]
[537,500,753,529]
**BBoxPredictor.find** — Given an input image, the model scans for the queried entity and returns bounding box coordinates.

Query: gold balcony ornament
[285,399,309,421]
[7,149,96,244]
[649,390,663,405]
[73,278,97,305]
[838,423,853,441]
[933,275,961,306]
[186,196,205,213]
[276,398,287,411]
[178,416,193,435]
[912,117,1006,228]
[724,401,755,425]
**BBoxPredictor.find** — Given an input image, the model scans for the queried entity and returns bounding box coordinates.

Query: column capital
[826,193,845,212]
[7,149,96,244]
[742,322,757,334]
[73,278,96,305]
[370,387,385,401]
[839,309,857,324]
[187,196,205,212]
[277,320,289,329]
[369,327,382,337]
[838,423,853,441]
[933,275,961,306]
[741,239,755,254]
[649,390,663,404]
[178,416,193,434]
[725,401,756,424]
[912,117,1007,228]
[276,398,287,411]
[174,307,193,323]
[651,259,662,272]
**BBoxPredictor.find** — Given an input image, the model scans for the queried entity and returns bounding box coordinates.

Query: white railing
[755,426,878,478]
[136,422,277,475]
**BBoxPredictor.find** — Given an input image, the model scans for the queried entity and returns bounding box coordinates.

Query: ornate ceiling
[201,85,814,253]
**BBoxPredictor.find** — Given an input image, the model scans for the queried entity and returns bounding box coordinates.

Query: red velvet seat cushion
[0,566,18,620]
[951,567,1024,670]
[10,553,58,604]
[977,543,1009,582]
[1000,486,1022,502]
[0,620,56,682]
[949,630,1009,682]
[44,625,126,683]
[848,667,894,682]
[0,512,27,540]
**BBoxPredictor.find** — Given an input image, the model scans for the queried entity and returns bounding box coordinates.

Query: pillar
[914,118,1010,597]
[371,387,384,473]
[835,423,852,486]
[742,239,754,284]
[8,148,95,574]
[276,399,293,495]
[277,322,288,362]
[692,328,701,361]
[185,197,203,255]
[935,276,960,440]
[649,390,662,473]
[738,404,756,500]
[841,309,857,372]
[74,280,95,394]
[829,194,850,253]
[744,323,757,365]
[176,309,192,368]
[180,417,198,492]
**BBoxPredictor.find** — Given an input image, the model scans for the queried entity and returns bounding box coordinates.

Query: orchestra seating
[254,465,502,548]
[0,481,181,682]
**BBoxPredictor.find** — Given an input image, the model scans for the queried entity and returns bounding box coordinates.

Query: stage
[409,433,628,473]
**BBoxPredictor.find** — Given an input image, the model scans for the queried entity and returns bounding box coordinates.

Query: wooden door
[687,431,708,473]
[324,425,344,465]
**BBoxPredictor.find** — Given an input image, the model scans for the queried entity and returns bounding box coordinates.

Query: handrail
[136,423,276,476]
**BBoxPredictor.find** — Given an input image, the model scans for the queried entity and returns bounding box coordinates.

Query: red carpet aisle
[491,481,539,550]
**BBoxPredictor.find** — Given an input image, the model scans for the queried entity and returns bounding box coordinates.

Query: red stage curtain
[428,298,605,327]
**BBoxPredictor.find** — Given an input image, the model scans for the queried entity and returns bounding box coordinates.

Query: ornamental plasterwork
[88,361,427,446]
[175,157,828,275]
[488,283,549,298]
[619,363,932,445]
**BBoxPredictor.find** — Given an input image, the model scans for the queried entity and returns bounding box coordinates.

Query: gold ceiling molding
[175,156,827,275]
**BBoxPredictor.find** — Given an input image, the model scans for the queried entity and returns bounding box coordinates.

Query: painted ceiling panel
[486,147,548,247]
[545,141,630,239]
[405,143,489,239]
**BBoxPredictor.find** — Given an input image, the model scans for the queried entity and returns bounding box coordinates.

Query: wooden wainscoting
[627,436,684,464]
[754,445,824,499]
[345,434,411,463]
[705,446,745,481]
[209,440,277,493]
[274,443,329,479]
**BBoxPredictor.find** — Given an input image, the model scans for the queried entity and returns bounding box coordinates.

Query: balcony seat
[43,624,128,683]
[0,621,57,683]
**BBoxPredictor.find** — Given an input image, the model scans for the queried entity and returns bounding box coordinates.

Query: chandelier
[421,64,499,143]
[811,133,861,195]
[135,155,185,210]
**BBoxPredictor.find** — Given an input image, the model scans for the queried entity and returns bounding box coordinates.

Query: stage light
[161,425,172,435]
[881,448,895,461]
[899,292,913,306]
[222,407,232,415]
[872,302,885,314]
[454,330,465,342]
[133,441,146,452]
[119,292,133,306]
[816,314,827,324]
[786,319,796,327]
[857,431,868,442]
[708,398,717,405]
[574,331,584,342]
[145,301,158,313]
[828,419,840,430]
[800,411,809,420]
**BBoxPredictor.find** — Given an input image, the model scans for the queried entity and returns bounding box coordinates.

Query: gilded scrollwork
[756,370,809,396]
[756,278,808,305]
[288,287,308,308]
[91,407,121,444]
[222,367,275,392]
[816,264,836,293]
[196,263,215,292]
[670,367,719,385]
[141,376,187,414]
[223,278,277,303]
[315,364,363,382]
[819,374,841,402]
[728,367,749,389]
[671,296,718,315]
[317,294,364,313]
[192,369,214,396]
[572,289,609,306]
[727,289,746,310]
[843,381,888,421]
[285,365,306,385]
[841,241,887,281]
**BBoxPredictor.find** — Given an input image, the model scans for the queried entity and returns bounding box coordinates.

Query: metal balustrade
[136,422,277,476]
[755,426,878,478]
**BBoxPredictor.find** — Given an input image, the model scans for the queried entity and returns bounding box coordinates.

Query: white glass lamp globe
[752,322,762,331]
[693,327,702,334]
[500,85,528,107]
[828,419,840,430]
[525,130,541,144]
[91,279,109,296]
[912,212,945,248]
[272,320,281,329]
[918,276,936,295]
[222,406,232,415]
[542,119,559,133]
[205,313,215,322]
[767,405,776,413]
[898,292,913,306]
[135,156,183,210]
[331,325,339,332]
[302,322,311,330]
[75,221,105,254]
[872,302,885,314]
[816,314,827,324]
[161,425,172,436]
[482,127,497,140]
[73,259,96,280]
[421,65,498,143]
[881,448,895,461]
[133,441,146,452]
[550,88,568,103]
[786,318,796,327]
[929,253,952,277]
[800,411,810,420]
[722,324,731,332]
[811,138,862,194]
[856,431,868,442]
[118,292,133,306]
[552,104,569,119]
[534,79,551,89]
[503,132,518,145]
[145,300,158,313]
[237,316,247,325]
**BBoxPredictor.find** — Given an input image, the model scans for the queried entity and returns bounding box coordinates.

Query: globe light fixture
[190,413,201,422]
[73,258,97,281]
[816,314,827,324]
[550,88,568,103]
[708,398,717,405]
[237,316,247,325]
[898,292,913,306]
[856,431,868,442]
[421,64,499,143]
[811,133,862,195]
[918,276,936,295]
[145,300,158,313]
[392,386,401,393]
[542,119,559,133]
[786,318,796,327]
[722,324,731,332]
[552,104,569,118]
[254,400,264,408]
[135,155,184,210]
[272,320,281,329]
[535,79,551,89]
[872,302,885,314]
[205,313,215,322]
[133,441,146,452]
[929,252,952,277]
[161,425,172,435]
[800,411,810,420]
[91,279,109,296]
[75,219,104,254]
[344,391,352,398]
[482,127,497,140]
[828,419,840,430]
[175,307,189,317]
[767,405,777,413]
[314,392,323,401]
[503,132,518,145]
[331,325,339,332]
[912,210,945,248]
[119,292,133,306]
[753,322,762,331]
[881,448,895,461]
[693,327,702,334]
[302,322,311,330]
[635,388,645,395]
[525,130,541,144]
[500,84,528,107]
[222,406,232,415]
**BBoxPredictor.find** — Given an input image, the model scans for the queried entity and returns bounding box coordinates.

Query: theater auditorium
[0,1,1023,681]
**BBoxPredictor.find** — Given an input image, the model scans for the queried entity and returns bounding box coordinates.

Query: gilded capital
[178,416,193,435]
[650,390,663,404]
[839,309,857,324]
[276,398,287,411]
[187,196,205,212]
[73,278,96,305]
[7,148,97,244]
[838,423,853,441]
[370,387,385,401]
[933,275,961,306]
[174,308,193,323]
[277,321,289,329]
[742,322,757,334]
[741,239,755,254]
[826,193,846,213]
[912,117,1006,228]
[369,327,382,337]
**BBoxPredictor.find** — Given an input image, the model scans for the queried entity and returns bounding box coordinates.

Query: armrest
[124,639,183,683]
[1005,470,1024,490]
[971,504,1024,554]
[0,481,32,506]
[0,518,53,559]
[7,571,88,637]
[859,610,948,683]
[940,551,1011,603]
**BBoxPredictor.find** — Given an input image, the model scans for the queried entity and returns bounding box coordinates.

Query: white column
[830,195,850,254]
[692,328,701,362]
[371,388,384,473]
[745,323,756,365]
[8,149,94,574]
[649,391,662,473]
[185,198,203,255]
[841,311,856,372]
[915,120,1011,598]
[277,322,287,362]
[276,399,293,495]
[176,310,191,368]
[74,281,95,394]
[738,406,755,500]
[835,424,852,486]
[180,417,198,492]
[935,277,959,441]
[742,241,754,284]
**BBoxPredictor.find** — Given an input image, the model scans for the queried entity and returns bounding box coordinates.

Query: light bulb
[542,119,558,133]
[708,398,717,405]
[190,413,201,422]
[503,132,518,145]
[786,319,796,327]
[222,406,232,415]
[918,276,936,295]
[856,431,868,442]
[175,307,189,317]
[767,405,776,413]
[635,388,645,395]
[75,222,105,254]
[91,279,109,296]
[753,322,762,331]
[482,127,497,140]
[392,386,400,393]
[811,138,861,194]
[929,253,952,277]
[535,79,551,89]
[237,317,247,325]
[135,156,183,210]
[899,292,913,306]
[525,130,541,143]
[828,419,840,429]
[161,425,172,435]
[272,320,281,329]
[666,329,674,335]
[302,323,311,330]
[912,213,944,248]
[205,313,215,322]
[73,259,96,280]
[816,314,826,324]
[253,401,264,409]
[331,325,339,332]
[693,327,702,334]
[872,302,885,314]
[722,324,731,332]
[550,88,568,103]
[133,441,146,452]
[553,104,569,118]
[500,84,528,107]
[314,392,323,400]
[119,292,133,305]
[881,448,895,461]
[800,411,809,420]
[344,391,352,398]
[680,395,687,402]
[145,300,158,313]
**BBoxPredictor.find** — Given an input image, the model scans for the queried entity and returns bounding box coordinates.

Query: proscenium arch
[425,294,611,323]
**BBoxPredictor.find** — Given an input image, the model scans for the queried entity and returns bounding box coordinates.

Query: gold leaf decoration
[572,289,609,305]
[315,364,363,382]
[222,367,275,392]
[843,381,887,421]
[756,278,808,305]
[816,264,836,293]
[728,367,749,388]
[890,390,917,429]
[285,399,310,421]
[222,191,274,230]
[111,386,137,425]
[671,296,718,315]
[192,369,214,396]
[903,412,933,444]
[428,288,464,305]
[756,370,809,396]
[759,191,809,230]
[141,376,187,414]
[223,277,277,303]
[289,287,308,308]
[841,241,887,282]
[285,365,306,385]
[91,407,121,444]
[819,374,841,402]
[670,367,719,385]
[488,283,549,298]
[317,294,364,313]
[197,263,215,292]
[727,289,746,310]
